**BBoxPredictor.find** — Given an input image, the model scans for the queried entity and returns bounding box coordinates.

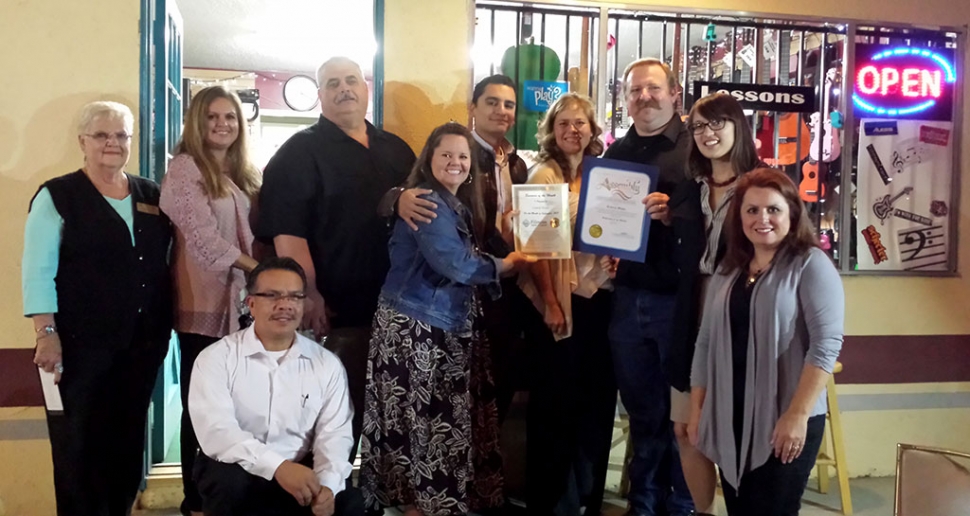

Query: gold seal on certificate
[512,184,572,259]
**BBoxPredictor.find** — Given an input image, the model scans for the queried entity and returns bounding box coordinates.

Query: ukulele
[799,160,826,203]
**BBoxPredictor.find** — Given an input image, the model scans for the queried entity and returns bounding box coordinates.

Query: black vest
[476,147,527,258]
[476,147,527,235]
[33,170,173,348]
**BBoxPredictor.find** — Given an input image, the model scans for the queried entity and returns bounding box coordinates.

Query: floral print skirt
[360,301,503,516]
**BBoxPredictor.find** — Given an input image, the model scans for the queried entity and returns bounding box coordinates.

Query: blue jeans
[609,287,693,516]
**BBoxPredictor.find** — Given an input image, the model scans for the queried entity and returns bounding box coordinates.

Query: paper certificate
[574,157,658,262]
[512,183,572,259]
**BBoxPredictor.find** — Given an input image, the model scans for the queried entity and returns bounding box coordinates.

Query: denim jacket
[379,187,502,333]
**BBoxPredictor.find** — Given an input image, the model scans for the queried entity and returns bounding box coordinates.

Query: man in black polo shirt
[602,58,694,516]
[255,56,416,461]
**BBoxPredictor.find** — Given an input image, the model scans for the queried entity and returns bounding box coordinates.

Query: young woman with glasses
[667,92,765,515]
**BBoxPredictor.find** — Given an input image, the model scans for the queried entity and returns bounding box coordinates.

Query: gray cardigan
[690,247,844,489]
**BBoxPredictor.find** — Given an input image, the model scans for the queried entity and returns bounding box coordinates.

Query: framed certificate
[512,183,572,259]
[574,156,659,262]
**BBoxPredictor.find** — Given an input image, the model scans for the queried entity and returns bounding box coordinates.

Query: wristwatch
[36,324,57,338]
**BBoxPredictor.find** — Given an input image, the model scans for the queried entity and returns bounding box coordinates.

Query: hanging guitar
[808,68,843,163]
[808,111,842,162]
[800,67,843,203]
[757,113,811,166]
[754,31,811,166]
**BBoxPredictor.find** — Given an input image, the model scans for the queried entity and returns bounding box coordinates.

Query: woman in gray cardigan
[687,168,844,515]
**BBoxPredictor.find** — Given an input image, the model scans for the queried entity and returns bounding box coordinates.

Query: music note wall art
[890,138,933,176]
[897,225,947,271]
[856,119,952,271]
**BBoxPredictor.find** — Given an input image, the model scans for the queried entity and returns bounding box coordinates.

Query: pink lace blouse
[160,154,255,338]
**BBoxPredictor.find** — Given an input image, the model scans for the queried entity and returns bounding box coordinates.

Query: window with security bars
[473,1,964,275]
[473,3,601,153]
[600,14,848,269]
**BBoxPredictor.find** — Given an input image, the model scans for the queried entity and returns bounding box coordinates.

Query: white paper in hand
[38,367,64,414]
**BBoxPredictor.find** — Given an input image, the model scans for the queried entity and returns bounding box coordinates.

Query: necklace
[708,174,737,188]
[746,259,771,288]
[745,268,763,288]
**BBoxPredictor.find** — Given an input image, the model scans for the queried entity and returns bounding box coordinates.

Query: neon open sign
[852,44,955,120]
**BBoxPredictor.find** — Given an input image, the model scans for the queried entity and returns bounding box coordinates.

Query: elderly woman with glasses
[22,101,173,516]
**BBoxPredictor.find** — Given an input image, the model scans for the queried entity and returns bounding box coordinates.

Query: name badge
[136,202,160,215]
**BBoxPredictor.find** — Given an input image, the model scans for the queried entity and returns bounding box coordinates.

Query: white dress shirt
[189,326,354,494]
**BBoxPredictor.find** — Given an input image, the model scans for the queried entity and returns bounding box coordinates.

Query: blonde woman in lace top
[158,85,261,516]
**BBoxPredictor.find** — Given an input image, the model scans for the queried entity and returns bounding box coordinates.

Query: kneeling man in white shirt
[189,257,362,516]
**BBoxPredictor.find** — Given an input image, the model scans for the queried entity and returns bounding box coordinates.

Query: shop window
[474,1,964,275]
[847,28,960,272]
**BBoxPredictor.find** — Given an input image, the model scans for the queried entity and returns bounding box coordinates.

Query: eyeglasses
[85,131,132,143]
[688,119,727,134]
[250,291,307,303]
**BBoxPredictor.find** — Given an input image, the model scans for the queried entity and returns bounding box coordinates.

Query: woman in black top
[668,93,762,515]
[687,169,842,516]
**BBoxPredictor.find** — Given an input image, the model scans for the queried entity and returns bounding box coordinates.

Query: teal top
[22,187,134,316]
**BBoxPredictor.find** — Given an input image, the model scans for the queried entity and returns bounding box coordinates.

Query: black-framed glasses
[250,291,307,303]
[84,131,132,143]
[688,119,727,135]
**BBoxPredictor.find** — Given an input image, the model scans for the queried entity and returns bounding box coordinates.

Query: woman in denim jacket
[360,123,534,516]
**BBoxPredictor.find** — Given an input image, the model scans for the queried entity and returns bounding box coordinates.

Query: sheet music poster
[856,119,953,271]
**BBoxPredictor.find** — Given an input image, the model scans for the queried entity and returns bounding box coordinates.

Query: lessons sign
[692,81,817,113]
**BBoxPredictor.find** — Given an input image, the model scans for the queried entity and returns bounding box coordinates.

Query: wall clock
[283,75,319,112]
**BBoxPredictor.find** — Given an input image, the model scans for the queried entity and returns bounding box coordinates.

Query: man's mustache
[336,92,357,103]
